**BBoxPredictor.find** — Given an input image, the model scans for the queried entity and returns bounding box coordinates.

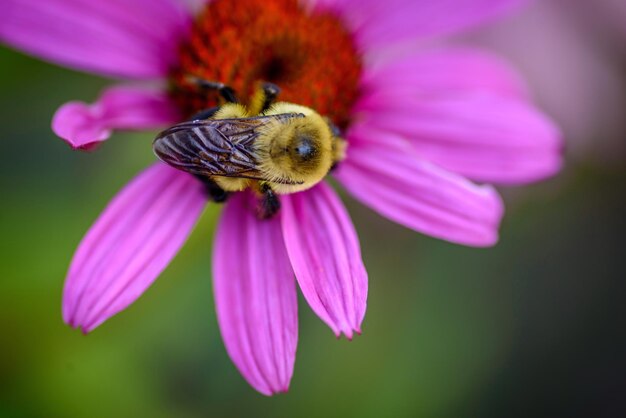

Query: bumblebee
[153,79,347,218]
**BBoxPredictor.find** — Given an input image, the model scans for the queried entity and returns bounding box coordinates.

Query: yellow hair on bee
[264,102,316,117]
[213,176,251,192]
[332,135,348,162]
[213,103,249,119]
[254,103,334,194]
[248,86,268,116]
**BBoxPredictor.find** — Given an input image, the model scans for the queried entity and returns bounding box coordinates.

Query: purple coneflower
[0,0,562,395]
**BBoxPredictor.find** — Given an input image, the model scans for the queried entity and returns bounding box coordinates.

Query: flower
[0,0,562,395]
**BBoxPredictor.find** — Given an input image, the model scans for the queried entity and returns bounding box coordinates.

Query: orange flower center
[170,0,362,128]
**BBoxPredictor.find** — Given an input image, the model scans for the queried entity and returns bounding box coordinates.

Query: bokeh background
[1,0,624,417]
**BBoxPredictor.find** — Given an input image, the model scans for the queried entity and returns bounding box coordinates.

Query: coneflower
[0,0,562,395]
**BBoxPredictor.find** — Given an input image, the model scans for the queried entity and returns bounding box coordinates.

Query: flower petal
[281,183,367,339]
[359,48,529,100]
[354,94,563,185]
[0,0,191,78]
[52,85,181,150]
[309,0,525,51]
[213,192,298,396]
[62,163,206,333]
[335,131,504,247]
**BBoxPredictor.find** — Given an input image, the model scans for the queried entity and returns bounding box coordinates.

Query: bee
[153,79,347,218]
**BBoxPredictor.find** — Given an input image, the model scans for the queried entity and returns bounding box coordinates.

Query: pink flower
[0,0,562,395]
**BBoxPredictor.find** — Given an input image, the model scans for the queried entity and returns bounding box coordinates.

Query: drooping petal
[354,94,563,185]
[0,0,191,78]
[335,130,504,247]
[52,85,181,150]
[359,48,529,100]
[307,0,525,51]
[281,183,367,339]
[63,163,206,333]
[213,192,298,396]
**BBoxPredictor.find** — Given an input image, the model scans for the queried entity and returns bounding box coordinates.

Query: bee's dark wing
[154,116,296,181]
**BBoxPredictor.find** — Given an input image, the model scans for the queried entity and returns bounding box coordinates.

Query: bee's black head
[292,134,316,162]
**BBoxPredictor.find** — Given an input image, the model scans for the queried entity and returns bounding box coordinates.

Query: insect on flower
[0,0,563,396]
[154,80,347,218]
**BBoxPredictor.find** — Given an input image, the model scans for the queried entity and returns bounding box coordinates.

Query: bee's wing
[153,116,285,181]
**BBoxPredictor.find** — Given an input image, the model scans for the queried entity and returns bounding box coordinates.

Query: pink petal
[359,48,529,100]
[0,0,191,78]
[52,85,181,150]
[310,0,525,51]
[354,94,563,185]
[335,131,504,247]
[213,192,298,396]
[281,183,368,339]
[63,163,206,333]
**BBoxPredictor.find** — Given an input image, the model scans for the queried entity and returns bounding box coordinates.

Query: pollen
[170,0,362,129]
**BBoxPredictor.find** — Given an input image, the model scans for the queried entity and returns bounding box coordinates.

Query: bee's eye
[293,135,316,161]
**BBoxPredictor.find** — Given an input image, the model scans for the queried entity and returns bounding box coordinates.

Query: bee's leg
[257,182,281,219]
[185,75,239,103]
[188,106,220,121]
[260,82,281,112]
[249,82,281,115]
[194,175,230,203]
[219,85,238,104]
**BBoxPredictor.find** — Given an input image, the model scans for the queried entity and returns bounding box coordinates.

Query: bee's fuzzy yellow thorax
[255,105,333,194]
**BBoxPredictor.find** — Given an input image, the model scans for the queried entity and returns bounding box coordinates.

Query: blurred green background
[1,5,625,417]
